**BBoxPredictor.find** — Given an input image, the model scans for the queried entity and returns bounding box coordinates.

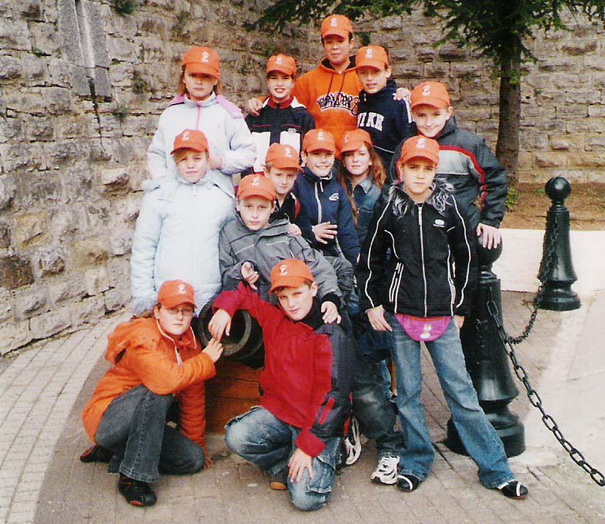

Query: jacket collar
[388,178,453,217]
[302,166,335,184]
[359,78,397,102]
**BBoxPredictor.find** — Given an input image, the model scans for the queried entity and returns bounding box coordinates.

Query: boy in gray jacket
[220,173,341,324]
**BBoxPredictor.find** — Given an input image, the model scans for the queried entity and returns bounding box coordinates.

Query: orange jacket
[82,318,216,448]
[293,58,361,144]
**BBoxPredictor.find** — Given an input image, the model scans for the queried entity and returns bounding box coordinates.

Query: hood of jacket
[359,78,397,103]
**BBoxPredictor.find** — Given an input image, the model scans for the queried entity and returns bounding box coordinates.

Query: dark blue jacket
[357,79,412,181]
[293,167,360,265]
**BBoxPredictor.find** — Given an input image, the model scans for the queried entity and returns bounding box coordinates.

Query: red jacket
[214,284,353,457]
[82,318,216,448]
[293,58,361,144]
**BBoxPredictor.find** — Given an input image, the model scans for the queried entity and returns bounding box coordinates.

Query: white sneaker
[344,417,362,466]
[371,455,399,485]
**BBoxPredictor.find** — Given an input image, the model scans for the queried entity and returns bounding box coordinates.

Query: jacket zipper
[314,181,322,223]
[419,205,428,317]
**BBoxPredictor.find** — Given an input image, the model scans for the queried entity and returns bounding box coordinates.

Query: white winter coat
[130,170,235,315]
[147,93,256,186]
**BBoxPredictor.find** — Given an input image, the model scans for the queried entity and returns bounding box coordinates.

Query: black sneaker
[79,445,114,464]
[397,473,421,492]
[498,480,528,499]
[118,474,157,506]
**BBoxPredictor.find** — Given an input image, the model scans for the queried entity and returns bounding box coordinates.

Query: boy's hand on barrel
[202,338,224,363]
[241,261,259,290]
[321,301,340,324]
[476,223,501,249]
[208,309,232,341]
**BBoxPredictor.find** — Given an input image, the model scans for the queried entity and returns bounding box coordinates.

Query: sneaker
[79,445,113,464]
[269,468,288,491]
[118,474,157,506]
[371,456,399,485]
[344,417,362,466]
[397,473,421,492]
[498,480,528,499]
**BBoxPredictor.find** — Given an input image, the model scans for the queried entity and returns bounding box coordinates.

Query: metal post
[445,241,525,457]
[538,177,581,311]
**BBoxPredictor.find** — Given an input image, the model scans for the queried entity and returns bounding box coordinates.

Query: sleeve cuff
[295,429,326,457]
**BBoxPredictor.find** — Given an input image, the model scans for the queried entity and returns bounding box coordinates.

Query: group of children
[80,12,528,511]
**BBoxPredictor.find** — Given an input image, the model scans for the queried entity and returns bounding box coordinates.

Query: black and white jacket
[357,180,477,317]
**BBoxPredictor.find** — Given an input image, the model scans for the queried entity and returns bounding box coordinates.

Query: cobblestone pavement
[1,292,604,524]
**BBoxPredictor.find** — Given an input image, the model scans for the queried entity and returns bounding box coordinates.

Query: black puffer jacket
[357,180,477,317]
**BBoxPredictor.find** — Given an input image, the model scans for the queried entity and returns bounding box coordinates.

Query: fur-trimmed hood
[387,177,454,218]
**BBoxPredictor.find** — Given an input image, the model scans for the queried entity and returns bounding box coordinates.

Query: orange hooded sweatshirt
[293,57,362,144]
[82,317,216,449]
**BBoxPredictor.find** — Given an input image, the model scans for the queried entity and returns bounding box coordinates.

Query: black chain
[507,219,560,345]
[486,295,605,487]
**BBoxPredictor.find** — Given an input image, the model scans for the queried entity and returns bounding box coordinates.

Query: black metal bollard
[445,240,525,457]
[538,177,581,311]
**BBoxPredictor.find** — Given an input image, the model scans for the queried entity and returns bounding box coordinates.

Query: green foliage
[113,0,136,16]
[506,185,520,211]
[131,71,148,94]
[112,104,130,123]
[32,47,50,57]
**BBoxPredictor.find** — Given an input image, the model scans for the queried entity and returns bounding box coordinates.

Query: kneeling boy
[81,280,223,507]
[209,260,354,511]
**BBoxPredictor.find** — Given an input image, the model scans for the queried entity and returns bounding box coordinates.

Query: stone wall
[1,2,603,353]
[357,9,605,184]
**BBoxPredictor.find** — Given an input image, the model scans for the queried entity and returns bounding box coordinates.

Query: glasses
[162,306,195,317]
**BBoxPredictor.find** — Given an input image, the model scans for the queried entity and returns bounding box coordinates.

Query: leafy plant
[112,104,131,123]
[506,185,520,211]
[113,0,136,16]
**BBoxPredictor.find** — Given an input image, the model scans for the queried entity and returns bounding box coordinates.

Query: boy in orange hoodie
[81,280,223,507]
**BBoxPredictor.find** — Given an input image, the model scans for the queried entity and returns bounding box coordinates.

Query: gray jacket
[219,215,341,304]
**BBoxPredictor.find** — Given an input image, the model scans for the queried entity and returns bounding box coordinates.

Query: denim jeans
[351,342,405,460]
[225,406,340,511]
[96,385,205,483]
[386,313,515,488]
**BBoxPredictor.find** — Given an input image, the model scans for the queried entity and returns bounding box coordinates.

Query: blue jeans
[225,406,340,511]
[386,314,515,488]
[351,341,405,459]
[96,385,205,483]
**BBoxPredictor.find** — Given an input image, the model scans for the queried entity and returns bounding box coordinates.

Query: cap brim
[355,60,385,70]
[171,145,208,155]
[339,140,366,156]
[269,276,308,294]
[411,97,449,109]
[266,67,296,77]
[160,297,197,309]
[237,189,275,201]
[269,158,301,170]
[322,29,350,39]
[400,152,440,166]
[185,64,220,78]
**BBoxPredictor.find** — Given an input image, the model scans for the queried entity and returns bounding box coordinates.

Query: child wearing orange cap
[132,129,234,316]
[219,172,341,324]
[355,45,412,179]
[208,259,354,511]
[81,280,223,507]
[393,80,508,250]
[147,46,255,186]
[245,54,315,174]
[358,136,528,499]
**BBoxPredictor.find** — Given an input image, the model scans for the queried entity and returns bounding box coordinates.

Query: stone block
[15,212,48,248]
[50,209,80,243]
[37,247,66,276]
[0,55,22,80]
[0,320,32,354]
[566,118,605,134]
[108,229,132,256]
[0,18,30,50]
[14,288,48,320]
[0,221,11,248]
[0,288,14,322]
[0,116,24,144]
[561,40,598,56]
[106,35,138,63]
[48,277,87,306]
[71,295,105,325]
[84,266,109,295]
[23,116,55,141]
[437,46,467,62]
[29,306,71,340]
[0,177,16,211]
[29,21,64,56]
[104,286,130,312]
[534,152,568,168]
[100,167,130,193]
[72,238,110,269]
[0,255,35,290]
[568,151,605,168]
[46,57,72,88]
[565,90,602,105]
[106,256,131,289]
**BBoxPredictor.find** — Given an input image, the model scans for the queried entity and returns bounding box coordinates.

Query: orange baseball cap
[269,259,315,294]
[158,280,196,309]
[266,54,297,77]
[171,129,209,155]
[338,128,373,157]
[398,136,441,166]
[356,46,389,70]
[411,81,451,109]
[302,129,336,154]
[321,14,353,39]
[181,46,221,79]
[265,143,300,170]
[237,174,276,201]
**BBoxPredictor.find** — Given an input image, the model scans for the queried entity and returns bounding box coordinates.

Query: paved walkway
[1,292,604,523]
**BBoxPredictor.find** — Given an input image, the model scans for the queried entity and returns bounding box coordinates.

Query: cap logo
[285,147,293,157]
[330,17,338,27]
[182,131,190,141]
[279,264,288,275]
[178,283,187,294]
[365,48,373,58]
[422,84,431,96]
[201,51,210,63]
[317,131,325,141]
[252,176,261,186]
[276,56,283,64]
[417,137,427,149]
